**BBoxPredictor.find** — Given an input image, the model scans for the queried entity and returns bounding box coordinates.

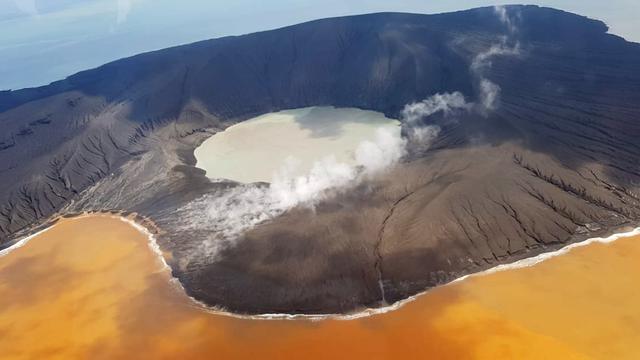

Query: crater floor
[193,106,401,183]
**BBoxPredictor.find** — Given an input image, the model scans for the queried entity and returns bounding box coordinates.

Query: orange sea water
[0,216,638,359]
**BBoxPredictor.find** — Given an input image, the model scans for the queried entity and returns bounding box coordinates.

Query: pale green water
[194,106,401,183]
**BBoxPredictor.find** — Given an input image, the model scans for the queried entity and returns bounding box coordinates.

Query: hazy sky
[1,0,639,90]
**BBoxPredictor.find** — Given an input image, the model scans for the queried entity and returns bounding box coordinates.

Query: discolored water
[193,107,401,183]
[1,216,639,359]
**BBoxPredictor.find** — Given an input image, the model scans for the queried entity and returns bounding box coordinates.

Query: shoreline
[0,225,55,257]
[2,212,639,321]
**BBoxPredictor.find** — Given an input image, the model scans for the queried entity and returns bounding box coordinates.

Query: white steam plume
[174,6,523,262]
[405,125,442,154]
[355,127,408,174]
[177,127,407,260]
[478,78,501,111]
[470,38,521,112]
[270,155,356,209]
[404,5,522,124]
[401,92,472,124]
[399,92,469,150]
[494,5,519,35]
[473,6,522,111]
[470,40,522,75]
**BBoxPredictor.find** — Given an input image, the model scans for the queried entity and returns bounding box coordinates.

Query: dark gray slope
[1,5,640,314]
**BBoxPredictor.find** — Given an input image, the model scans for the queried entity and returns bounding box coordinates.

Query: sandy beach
[1,215,639,359]
[194,107,401,183]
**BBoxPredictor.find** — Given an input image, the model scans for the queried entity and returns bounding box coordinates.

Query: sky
[1,0,639,91]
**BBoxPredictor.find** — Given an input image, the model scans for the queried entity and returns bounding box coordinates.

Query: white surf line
[110,214,427,321]
[183,225,640,321]
[0,213,112,258]
[0,212,105,257]
[3,213,639,321]
[0,226,55,258]
[451,226,640,284]
[119,216,640,321]
[117,216,171,272]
